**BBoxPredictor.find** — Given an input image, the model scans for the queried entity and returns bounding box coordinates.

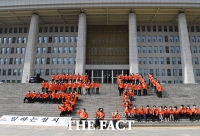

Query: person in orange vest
[65,74,69,82]
[163,106,169,121]
[137,83,143,96]
[158,106,165,122]
[90,81,95,94]
[138,106,146,122]
[152,105,158,122]
[112,111,120,128]
[94,108,105,128]
[23,91,31,103]
[41,81,46,92]
[178,105,186,119]
[36,92,41,103]
[168,106,174,121]
[157,84,163,98]
[41,92,49,103]
[68,81,72,93]
[72,82,77,92]
[30,91,37,103]
[173,106,179,121]
[51,73,55,81]
[77,108,88,124]
[128,89,134,101]
[119,82,124,96]
[77,81,82,94]
[131,105,139,121]
[192,105,199,121]
[144,105,151,122]
[142,81,148,96]
[86,82,91,95]
[124,106,131,120]
[186,105,193,121]
[95,82,100,94]
[77,73,81,82]
[45,81,49,92]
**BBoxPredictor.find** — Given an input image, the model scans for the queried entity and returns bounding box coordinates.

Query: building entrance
[85,70,129,84]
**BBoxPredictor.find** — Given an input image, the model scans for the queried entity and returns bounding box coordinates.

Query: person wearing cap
[94,108,105,128]
[192,105,199,121]
[77,108,88,124]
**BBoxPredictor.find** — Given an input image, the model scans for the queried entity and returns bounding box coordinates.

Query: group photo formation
[1,0,200,135]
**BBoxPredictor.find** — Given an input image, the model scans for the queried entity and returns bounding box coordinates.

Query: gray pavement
[0,125,200,136]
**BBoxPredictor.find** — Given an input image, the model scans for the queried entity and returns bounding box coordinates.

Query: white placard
[0,115,72,126]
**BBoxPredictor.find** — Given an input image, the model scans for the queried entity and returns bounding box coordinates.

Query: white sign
[0,115,72,126]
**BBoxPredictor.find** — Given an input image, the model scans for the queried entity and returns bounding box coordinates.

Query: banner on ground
[0,115,71,126]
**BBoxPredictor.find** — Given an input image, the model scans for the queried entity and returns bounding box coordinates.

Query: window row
[0,69,22,76]
[137,35,180,43]
[161,80,183,84]
[38,36,78,43]
[39,26,78,33]
[0,47,25,54]
[0,27,28,34]
[139,69,182,77]
[137,25,200,33]
[0,37,27,44]
[1,80,21,83]
[137,26,179,32]
[34,69,75,76]
[138,57,182,65]
[0,58,24,65]
[36,46,77,54]
[138,46,181,53]
[35,57,76,65]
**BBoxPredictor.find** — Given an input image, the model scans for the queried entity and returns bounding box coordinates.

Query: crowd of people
[23,73,101,116]
[123,104,200,122]
[41,80,100,95]
[117,73,148,96]
[148,74,163,98]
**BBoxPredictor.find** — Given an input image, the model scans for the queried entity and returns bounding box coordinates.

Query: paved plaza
[0,125,200,136]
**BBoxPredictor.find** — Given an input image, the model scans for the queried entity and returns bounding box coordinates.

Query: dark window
[19,28,22,33]
[24,27,28,33]
[44,27,48,33]
[46,58,50,64]
[48,37,52,43]
[11,47,14,54]
[47,47,51,53]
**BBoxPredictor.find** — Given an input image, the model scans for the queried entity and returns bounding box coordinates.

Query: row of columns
[22,12,195,84]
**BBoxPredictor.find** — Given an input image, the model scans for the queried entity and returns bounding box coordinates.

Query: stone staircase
[0,83,200,126]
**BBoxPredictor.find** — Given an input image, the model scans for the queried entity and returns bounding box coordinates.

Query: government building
[0,0,199,84]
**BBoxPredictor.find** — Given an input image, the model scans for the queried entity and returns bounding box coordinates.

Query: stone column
[129,13,139,74]
[75,13,87,75]
[178,13,195,83]
[22,14,39,83]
